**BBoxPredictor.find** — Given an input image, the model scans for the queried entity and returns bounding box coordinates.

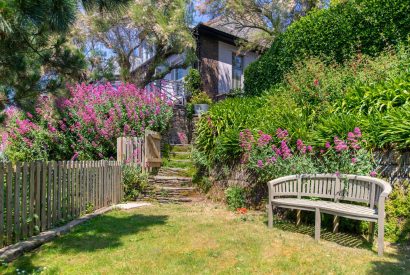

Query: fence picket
[47,162,52,229]
[14,162,21,242]
[22,163,28,239]
[6,163,12,245]
[53,162,58,226]
[29,162,35,237]
[41,162,47,231]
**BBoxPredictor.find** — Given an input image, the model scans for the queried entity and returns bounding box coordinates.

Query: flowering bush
[239,127,374,182]
[2,83,173,161]
[59,83,173,160]
[3,97,69,161]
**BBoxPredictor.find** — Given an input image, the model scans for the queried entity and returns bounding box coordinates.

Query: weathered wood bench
[267,174,392,256]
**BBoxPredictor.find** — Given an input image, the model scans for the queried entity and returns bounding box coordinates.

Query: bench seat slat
[271,198,378,220]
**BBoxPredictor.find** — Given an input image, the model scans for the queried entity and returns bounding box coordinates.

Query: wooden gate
[144,130,162,168]
[116,131,162,169]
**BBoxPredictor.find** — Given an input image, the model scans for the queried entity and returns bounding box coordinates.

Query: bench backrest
[268,174,391,208]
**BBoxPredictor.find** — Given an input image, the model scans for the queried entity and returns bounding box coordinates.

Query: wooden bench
[267,174,392,256]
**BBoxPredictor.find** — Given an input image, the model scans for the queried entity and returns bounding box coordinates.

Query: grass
[1,203,409,274]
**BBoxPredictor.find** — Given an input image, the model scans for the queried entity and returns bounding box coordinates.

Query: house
[157,17,260,101]
[193,17,259,100]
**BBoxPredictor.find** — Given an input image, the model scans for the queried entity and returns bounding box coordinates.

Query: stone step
[170,159,192,163]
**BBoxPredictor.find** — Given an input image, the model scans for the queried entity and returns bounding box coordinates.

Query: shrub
[122,165,149,201]
[190,92,212,105]
[2,83,173,161]
[225,186,246,211]
[240,127,373,183]
[60,83,173,160]
[385,181,410,242]
[244,0,410,95]
[3,97,70,162]
[184,68,202,97]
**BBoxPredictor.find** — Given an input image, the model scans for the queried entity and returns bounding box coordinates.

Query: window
[232,54,244,90]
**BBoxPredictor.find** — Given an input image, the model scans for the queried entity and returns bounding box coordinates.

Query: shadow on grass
[3,211,168,274]
[368,215,410,275]
[272,219,371,249]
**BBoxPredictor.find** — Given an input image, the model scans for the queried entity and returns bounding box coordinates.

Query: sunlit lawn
[1,202,409,274]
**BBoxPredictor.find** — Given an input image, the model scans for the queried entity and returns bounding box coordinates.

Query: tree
[197,0,323,52]
[130,0,196,87]
[0,0,129,112]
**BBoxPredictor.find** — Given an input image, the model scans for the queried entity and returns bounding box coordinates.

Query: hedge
[244,0,410,95]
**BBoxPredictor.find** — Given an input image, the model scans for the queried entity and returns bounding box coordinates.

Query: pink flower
[71,152,79,160]
[257,133,272,147]
[353,127,362,137]
[276,128,288,139]
[370,171,377,177]
[325,141,331,149]
[280,140,292,159]
[351,158,357,164]
[296,139,306,154]
[334,137,348,152]
[307,145,313,152]
[257,160,264,168]
[335,171,341,177]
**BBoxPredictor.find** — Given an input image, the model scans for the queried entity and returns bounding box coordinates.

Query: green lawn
[1,203,409,274]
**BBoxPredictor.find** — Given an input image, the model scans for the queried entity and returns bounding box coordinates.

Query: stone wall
[167,105,193,145]
[375,150,410,183]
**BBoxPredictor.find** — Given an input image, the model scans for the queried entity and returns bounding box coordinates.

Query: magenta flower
[257,160,264,168]
[276,128,289,139]
[280,140,292,159]
[257,133,272,147]
[325,141,331,149]
[370,171,377,177]
[353,127,362,137]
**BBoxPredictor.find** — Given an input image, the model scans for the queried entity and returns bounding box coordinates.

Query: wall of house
[198,33,220,100]
[217,41,258,95]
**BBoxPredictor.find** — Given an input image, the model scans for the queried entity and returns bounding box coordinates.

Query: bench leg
[332,216,339,233]
[378,218,384,256]
[369,222,375,244]
[296,210,301,226]
[268,203,273,228]
[315,208,321,241]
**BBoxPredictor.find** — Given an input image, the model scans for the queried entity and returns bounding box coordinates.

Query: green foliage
[191,92,212,105]
[225,186,246,211]
[385,181,410,242]
[244,0,410,95]
[184,68,202,97]
[122,165,149,201]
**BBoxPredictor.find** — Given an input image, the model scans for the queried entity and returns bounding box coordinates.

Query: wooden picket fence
[0,160,123,248]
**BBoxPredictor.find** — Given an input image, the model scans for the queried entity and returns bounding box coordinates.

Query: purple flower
[257,133,272,147]
[325,141,331,149]
[280,140,292,159]
[71,152,79,161]
[257,160,264,168]
[276,128,289,139]
[353,127,362,137]
[335,171,341,177]
[334,137,348,152]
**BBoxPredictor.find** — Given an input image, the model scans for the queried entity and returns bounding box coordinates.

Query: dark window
[232,54,244,89]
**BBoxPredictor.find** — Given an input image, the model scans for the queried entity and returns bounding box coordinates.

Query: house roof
[201,16,255,41]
